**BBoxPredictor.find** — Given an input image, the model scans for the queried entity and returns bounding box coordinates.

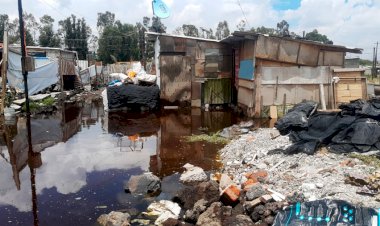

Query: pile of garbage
[108,62,157,87]
[275,99,380,154]
[102,62,160,111]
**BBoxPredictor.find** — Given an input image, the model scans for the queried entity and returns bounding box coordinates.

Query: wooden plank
[269,106,278,119]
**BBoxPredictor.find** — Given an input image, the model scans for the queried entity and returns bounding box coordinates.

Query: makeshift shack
[221,31,363,117]
[3,46,80,94]
[146,32,233,107]
[332,68,367,105]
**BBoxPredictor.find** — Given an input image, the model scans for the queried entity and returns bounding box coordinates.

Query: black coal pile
[275,99,380,154]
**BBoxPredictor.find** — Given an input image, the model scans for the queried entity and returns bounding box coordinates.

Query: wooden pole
[1,31,8,114]
[319,83,326,110]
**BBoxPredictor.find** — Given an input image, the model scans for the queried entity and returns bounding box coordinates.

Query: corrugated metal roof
[221,31,363,54]
[145,32,220,43]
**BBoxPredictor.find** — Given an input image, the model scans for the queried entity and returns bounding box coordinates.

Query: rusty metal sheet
[297,43,319,66]
[260,66,331,85]
[191,81,201,100]
[238,86,254,108]
[159,36,175,52]
[194,59,205,77]
[278,39,299,63]
[261,84,321,106]
[240,39,255,60]
[255,36,280,60]
[323,51,344,66]
[160,55,192,103]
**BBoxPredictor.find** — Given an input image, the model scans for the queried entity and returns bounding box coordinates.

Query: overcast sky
[1,0,379,59]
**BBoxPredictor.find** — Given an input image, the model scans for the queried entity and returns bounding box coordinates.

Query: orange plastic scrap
[128,71,137,78]
[128,134,139,141]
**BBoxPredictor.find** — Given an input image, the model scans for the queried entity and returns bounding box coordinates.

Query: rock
[184,199,208,223]
[176,181,219,210]
[125,173,161,195]
[220,184,241,206]
[316,183,324,189]
[97,211,131,226]
[301,183,317,191]
[196,202,223,226]
[270,129,281,139]
[223,214,255,226]
[259,195,273,203]
[219,174,233,191]
[245,170,268,183]
[244,198,262,213]
[239,120,254,128]
[345,172,369,186]
[245,184,266,201]
[162,218,194,226]
[146,200,181,226]
[264,215,275,225]
[180,164,208,185]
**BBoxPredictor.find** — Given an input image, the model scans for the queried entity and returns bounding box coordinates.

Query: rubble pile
[219,128,380,208]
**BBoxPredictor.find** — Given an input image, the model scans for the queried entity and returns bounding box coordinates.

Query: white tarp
[7,51,59,95]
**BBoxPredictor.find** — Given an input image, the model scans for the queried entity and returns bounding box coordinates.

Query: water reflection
[0,101,237,225]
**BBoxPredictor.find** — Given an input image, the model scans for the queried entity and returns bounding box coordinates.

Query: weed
[348,153,380,169]
[183,132,229,144]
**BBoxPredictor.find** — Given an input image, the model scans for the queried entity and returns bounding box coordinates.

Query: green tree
[251,26,276,35]
[305,29,333,44]
[150,16,166,33]
[200,27,215,39]
[276,20,289,36]
[215,21,230,40]
[6,12,38,45]
[59,15,91,59]
[97,21,140,63]
[97,11,115,35]
[0,14,9,41]
[39,15,60,47]
[182,24,199,37]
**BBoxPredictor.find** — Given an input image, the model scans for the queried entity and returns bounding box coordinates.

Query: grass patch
[41,96,55,106]
[21,96,56,112]
[183,132,229,144]
[349,153,380,169]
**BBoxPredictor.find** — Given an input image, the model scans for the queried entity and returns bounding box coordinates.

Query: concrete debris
[180,164,208,185]
[219,128,380,208]
[97,211,131,226]
[145,200,181,225]
[125,173,161,195]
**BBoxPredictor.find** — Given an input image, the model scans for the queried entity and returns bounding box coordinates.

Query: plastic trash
[273,200,379,226]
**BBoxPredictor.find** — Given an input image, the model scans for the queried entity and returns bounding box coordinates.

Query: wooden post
[254,60,262,117]
[319,83,327,110]
[1,31,8,114]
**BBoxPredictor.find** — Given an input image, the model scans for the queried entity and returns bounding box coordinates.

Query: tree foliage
[305,29,333,44]
[251,26,276,35]
[215,21,230,40]
[59,15,91,59]
[97,11,115,34]
[276,20,289,36]
[39,15,60,47]
[182,24,199,37]
[97,21,140,63]
[0,14,9,41]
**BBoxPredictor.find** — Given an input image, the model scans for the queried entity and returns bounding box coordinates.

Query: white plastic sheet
[7,51,59,95]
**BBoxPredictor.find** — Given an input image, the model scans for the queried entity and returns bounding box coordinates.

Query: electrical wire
[236,0,250,29]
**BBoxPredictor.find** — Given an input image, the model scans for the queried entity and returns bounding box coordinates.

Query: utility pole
[372,47,376,80]
[375,42,378,80]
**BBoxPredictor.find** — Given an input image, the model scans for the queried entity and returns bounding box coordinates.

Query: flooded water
[0,100,239,226]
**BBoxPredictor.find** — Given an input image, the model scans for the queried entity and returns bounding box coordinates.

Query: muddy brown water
[0,100,257,226]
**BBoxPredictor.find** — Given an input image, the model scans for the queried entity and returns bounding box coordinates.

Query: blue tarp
[7,51,59,95]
